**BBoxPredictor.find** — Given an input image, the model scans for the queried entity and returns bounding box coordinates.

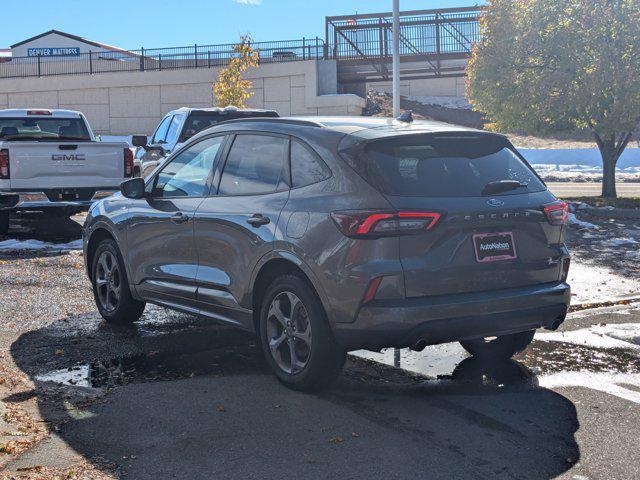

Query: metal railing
[325,6,481,77]
[0,6,482,81]
[0,38,325,79]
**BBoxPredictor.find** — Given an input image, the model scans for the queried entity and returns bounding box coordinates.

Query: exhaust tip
[410,339,428,352]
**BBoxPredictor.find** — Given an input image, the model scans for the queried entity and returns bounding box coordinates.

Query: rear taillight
[0,149,9,179]
[543,201,568,225]
[331,210,442,238]
[124,148,134,177]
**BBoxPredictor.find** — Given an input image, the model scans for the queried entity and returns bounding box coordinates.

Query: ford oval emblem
[487,198,505,207]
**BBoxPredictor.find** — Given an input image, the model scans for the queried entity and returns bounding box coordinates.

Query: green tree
[213,34,260,108]
[467,0,640,198]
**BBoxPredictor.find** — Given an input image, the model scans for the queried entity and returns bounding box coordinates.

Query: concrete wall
[0,60,365,135]
[367,75,466,98]
[364,58,468,97]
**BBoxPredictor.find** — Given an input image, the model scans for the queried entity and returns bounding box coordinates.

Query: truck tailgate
[5,142,127,189]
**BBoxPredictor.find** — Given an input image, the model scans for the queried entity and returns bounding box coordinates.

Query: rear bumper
[0,190,117,211]
[333,282,570,351]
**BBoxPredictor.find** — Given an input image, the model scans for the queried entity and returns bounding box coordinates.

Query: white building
[11,30,133,60]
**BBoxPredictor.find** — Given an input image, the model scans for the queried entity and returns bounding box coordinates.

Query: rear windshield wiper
[482,180,528,195]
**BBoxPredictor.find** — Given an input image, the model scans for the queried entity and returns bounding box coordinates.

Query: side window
[153,136,225,198]
[152,115,172,144]
[218,134,288,196]
[291,140,332,188]
[164,115,183,145]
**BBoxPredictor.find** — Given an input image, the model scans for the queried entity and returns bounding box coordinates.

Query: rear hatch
[342,132,565,298]
[5,141,126,190]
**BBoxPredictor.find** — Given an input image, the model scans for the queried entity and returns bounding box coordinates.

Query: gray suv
[83,117,571,391]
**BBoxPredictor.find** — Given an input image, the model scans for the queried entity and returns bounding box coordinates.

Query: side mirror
[131,135,148,148]
[120,177,146,199]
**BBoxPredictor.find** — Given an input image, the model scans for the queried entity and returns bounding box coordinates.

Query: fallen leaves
[0,443,16,454]
[5,460,117,479]
[0,401,49,458]
[569,298,633,312]
[216,405,226,412]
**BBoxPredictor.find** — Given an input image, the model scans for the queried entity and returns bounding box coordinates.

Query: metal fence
[0,7,482,80]
[326,6,481,61]
[0,38,325,79]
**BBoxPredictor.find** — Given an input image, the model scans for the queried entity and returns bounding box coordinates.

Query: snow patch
[520,148,640,170]
[567,213,598,229]
[567,260,640,304]
[0,239,82,252]
[601,237,639,247]
[539,371,640,405]
[536,323,640,350]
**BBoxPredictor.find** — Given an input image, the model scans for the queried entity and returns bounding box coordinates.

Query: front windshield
[0,117,91,140]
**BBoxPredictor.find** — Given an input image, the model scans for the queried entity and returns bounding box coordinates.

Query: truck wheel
[91,239,145,325]
[0,211,9,235]
[460,330,535,359]
[259,274,346,391]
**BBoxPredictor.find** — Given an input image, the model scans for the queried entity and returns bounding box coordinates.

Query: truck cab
[137,106,278,177]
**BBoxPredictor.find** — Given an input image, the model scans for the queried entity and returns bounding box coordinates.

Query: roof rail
[214,117,324,128]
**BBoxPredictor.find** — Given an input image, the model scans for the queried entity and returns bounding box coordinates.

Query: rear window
[344,134,545,197]
[0,117,90,141]
[181,111,279,142]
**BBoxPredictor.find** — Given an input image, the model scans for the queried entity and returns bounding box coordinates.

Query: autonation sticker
[27,47,81,57]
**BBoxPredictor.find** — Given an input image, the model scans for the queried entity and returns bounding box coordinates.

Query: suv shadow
[8,311,579,479]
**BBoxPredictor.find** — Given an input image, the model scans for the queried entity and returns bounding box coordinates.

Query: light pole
[392,0,400,117]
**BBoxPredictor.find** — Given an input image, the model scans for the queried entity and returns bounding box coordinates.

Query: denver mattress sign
[27,47,80,57]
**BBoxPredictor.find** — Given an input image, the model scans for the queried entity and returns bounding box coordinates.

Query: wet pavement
[0,209,639,478]
[3,302,639,479]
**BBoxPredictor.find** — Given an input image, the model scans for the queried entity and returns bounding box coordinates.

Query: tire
[0,211,8,235]
[91,239,145,325]
[259,274,346,391]
[460,330,535,359]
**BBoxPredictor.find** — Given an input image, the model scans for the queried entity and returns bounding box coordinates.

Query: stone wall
[0,60,365,135]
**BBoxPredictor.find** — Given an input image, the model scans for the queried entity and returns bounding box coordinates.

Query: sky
[2,0,482,50]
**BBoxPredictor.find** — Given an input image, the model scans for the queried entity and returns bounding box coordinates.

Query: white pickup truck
[0,109,134,233]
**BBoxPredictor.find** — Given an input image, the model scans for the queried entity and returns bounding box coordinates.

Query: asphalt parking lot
[0,211,639,479]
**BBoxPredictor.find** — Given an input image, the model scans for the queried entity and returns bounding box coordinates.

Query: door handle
[171,212,190,224]
[246,214,270,227]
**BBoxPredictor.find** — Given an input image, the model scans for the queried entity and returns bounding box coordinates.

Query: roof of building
[11,29,130,54]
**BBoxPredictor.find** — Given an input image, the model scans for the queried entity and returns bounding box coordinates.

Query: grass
[561,196,640,209]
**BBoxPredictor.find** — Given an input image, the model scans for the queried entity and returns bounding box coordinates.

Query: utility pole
[392,0,400,117]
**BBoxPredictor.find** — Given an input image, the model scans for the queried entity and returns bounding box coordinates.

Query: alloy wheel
[266,291,312,374]
[95,251,121,313]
